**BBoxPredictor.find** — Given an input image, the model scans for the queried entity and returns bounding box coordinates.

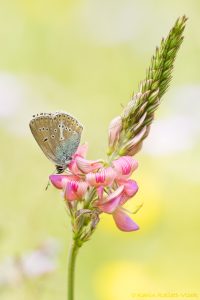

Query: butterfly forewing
[29,112,83,168]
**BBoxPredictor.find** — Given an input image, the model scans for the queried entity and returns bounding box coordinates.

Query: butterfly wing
[29,112,83,167]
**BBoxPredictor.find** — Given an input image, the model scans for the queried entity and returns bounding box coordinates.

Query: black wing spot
[43,137,48,142]
[51,135,55,139]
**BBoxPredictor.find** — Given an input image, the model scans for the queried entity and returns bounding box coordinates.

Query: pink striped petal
[76,181,88,198]
[112,156,138,179]
[98,186,124,213]
[113,208,139,232]
[86,167,116,187]
[97,186,104,200]
[64,181,77,201]
[64,180,88,201]
[68,159,80,175]
[49,174,75,189]
[76,157,103,174]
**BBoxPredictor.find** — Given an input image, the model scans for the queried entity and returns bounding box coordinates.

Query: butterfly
[29,112,83,173]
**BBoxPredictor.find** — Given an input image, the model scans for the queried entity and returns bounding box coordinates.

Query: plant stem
[67,240,79,300]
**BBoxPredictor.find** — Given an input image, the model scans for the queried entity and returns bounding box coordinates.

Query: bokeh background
[0,1,199,300]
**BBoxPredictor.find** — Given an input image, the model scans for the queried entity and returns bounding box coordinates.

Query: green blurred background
[0,1,199,299]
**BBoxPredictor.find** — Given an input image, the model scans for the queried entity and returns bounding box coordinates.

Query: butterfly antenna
[45,168,57,191]
[45,180,50,191]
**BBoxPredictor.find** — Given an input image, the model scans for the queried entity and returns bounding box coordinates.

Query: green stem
[67,240,79,300]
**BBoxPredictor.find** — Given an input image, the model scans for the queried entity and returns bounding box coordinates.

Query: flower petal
[108,116,122,149]
[123,179,138,197]
[64,181,77,201]
[86,167,116,187]
[97,186,104,200]
[68,160,80,175]
[64,180,88,201]
[76,157,103,174]
[112,156,138,179]
[116,180,138,206]
[68,143,89,175]
[112,208,139,232]
[74,143,88,158]
[76,181,88,198]
[98,186,124,213]
[49,174,70,189]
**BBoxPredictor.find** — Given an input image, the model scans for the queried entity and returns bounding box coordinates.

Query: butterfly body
[29,112,83,173]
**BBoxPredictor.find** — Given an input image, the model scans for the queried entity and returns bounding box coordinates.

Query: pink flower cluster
[49,144,139,232]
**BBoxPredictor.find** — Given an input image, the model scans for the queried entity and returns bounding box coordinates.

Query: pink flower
[112,156,138,179]
[49,174,88,201]
[113,208,139,232]
[64,180,88,201]
[49,174,76,189]
[50,143,140,232]
[97,183,139,232]
[75,157,103,174]
[119,179,138,205]
[86,167,116,187]
[68,143,89,175]
[72,143,88,158]
[68,143,103,175]
[97,186,124,213]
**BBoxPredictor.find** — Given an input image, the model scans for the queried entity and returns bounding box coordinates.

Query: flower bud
[107,116,122,154]
[119,126,147,156]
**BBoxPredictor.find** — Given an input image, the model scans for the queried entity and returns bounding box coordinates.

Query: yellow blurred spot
[99,171,163,234]
[18,0,74,22]
[94,261,156,300]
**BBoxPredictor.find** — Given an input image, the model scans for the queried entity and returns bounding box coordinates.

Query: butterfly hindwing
[29,112,83,168]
